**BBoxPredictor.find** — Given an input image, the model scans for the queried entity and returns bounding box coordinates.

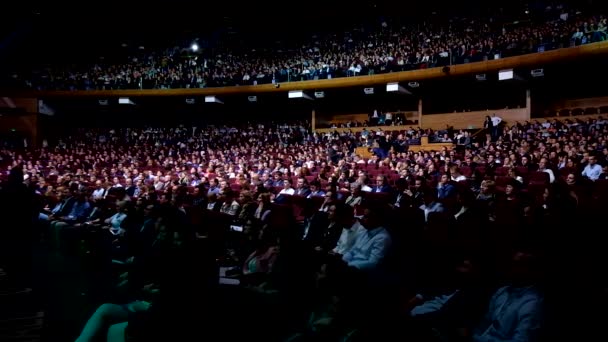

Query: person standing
[370,110,379,126]
[483,116,493,141]
[384,112,393,126]
[490,113,502,141]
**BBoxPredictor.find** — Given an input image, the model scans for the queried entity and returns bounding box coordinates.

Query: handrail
[470,128,486,138]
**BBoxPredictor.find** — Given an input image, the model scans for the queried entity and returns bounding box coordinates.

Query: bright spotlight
[191,43,199,52]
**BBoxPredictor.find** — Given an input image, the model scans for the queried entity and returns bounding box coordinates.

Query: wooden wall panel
[0,113,38,145]
[421,108,529,130]
[550,96,608,110]
[12,98,38,113]
[0,97,38,113]
[355,147,373,159]
[539,113,606,121]
[318,113,369,125]
[316,111,418,127]
[316,125,413,134]
[354,138,454,155]
[314,112,605,134]
[408,136,454,152]
[315,108,528,132]
[4,41,608,98]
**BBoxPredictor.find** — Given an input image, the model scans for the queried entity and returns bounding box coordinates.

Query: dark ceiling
[0,0,557,65]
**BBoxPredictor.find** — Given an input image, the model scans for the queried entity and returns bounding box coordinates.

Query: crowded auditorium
[1,1,608,341]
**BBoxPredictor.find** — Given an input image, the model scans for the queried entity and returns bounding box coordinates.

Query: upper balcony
[3,41,608,98]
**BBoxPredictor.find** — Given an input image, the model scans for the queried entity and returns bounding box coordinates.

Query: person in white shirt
[341,206,392,271]
[537,158,555,183]
[384,112,393,126]
[491,113,502,127]
[112,177,123,188]
[277,179,295,196]
[92,180,106,200]
[450,165,467,182]
[332,207,365,256]
[491,113,502,141]
[420,190,446,222]
[275,179,295,204]
[371,110,379,126]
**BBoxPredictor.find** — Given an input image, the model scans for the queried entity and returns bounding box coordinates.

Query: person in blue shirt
[341,205,392,272]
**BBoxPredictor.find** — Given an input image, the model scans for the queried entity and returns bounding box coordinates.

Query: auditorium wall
[314,107,529,133]
[421,108,529,130]
[316,113,368,127]
[0,113,38,145]
[13,98,39,113]
[550,96,608,110]
[315,111,418,127]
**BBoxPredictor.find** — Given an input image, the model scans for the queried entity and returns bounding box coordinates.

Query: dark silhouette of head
[8,167,24,184]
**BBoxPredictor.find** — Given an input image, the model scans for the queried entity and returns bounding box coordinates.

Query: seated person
[102,200,129,236]
[241,228,280,286]
[307,182,325,198]
[219,189,241,216]
[274,179,295,203]
[285,271,359,342]
[331,206,365,256]
[50,192,91,249]
[306,204,344,254]
[75,209,217,342]
[74,198,106,228]
[344,185,363,207]
[315,204,394,331]
[405,256,489,341]
[39,187,74,221]
[472,249,544,342]
[338,205,392,272]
